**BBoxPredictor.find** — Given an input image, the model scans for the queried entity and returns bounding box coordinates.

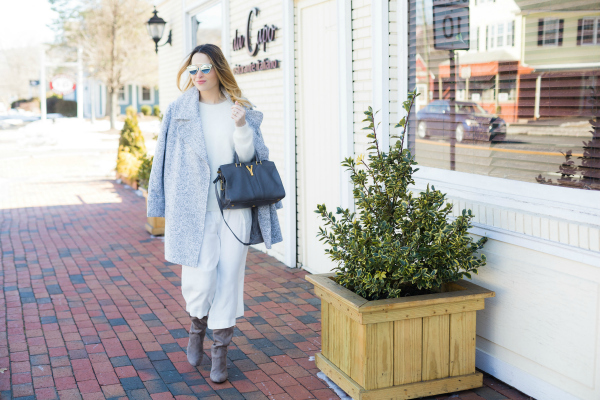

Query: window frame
[184,0,230,59]
[489,24,495,49]
[117,85,129,105]
[542,18,560,47]
[138,86,155,104]
[497,22,504,47]
[581,17,599,46]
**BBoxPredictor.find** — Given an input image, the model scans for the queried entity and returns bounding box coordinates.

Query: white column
[282,0,297,269]
[99,83,104,117]
[338,0,354,214]
[372,0,390,153]
[77,47,84,119]
[40,47,46,121]
[131,84,138,113]
[534,75,542,120]
[90,79,96,124]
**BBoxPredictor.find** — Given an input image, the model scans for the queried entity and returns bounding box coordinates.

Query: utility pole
[77,47,84,119]
[40,46,47,122]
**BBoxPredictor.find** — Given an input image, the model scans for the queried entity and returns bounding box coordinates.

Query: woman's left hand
[231,101,246,127]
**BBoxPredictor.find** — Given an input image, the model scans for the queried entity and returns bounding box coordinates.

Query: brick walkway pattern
[0,126,533,400]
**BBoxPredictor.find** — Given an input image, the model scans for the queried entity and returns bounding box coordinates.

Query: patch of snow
[316,372,354,400]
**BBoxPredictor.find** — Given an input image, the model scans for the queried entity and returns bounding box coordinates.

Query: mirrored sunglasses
[187,63,213,75]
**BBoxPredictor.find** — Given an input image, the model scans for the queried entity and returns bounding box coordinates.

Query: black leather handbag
[212,150,285,245]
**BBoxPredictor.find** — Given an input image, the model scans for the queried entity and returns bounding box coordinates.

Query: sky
[0,0,57,50]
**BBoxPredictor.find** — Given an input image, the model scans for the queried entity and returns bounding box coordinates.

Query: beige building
[152,1,600,399]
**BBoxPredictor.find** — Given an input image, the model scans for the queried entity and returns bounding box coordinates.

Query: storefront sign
[433,0,470,50]
[232,7,278,56]
[49,74,76,95]
[233,58,279,74]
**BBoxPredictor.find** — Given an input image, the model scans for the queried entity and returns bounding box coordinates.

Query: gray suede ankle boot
[187,315,208,366]
[209,326,235,383]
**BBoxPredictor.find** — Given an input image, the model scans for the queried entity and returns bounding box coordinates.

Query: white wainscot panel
[470,238,599,390]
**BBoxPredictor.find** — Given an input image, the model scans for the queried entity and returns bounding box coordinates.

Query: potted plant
[305,90,495,400]
[137,154,165,236]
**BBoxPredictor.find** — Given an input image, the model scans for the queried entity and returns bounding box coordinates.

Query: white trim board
[469,223,600,268]
[372,0,390,153]
[397,0,408,119]
[412,167,600,227]
[338,0,354,214]
[283,0,297,269]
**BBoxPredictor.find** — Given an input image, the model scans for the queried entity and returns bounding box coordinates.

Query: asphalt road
[413,132,594,186]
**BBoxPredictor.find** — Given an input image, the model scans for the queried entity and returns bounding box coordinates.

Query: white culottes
[181,207,252,330]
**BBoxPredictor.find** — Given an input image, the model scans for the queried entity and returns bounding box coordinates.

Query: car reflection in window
[416,100,507,143]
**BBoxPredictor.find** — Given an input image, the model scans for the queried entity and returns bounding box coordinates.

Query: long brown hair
[176,44,253,109]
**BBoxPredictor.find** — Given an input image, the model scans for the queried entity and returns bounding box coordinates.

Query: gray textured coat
[146,86,283,268]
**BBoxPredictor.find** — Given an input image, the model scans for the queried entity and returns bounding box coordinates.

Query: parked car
[416,100,507,142]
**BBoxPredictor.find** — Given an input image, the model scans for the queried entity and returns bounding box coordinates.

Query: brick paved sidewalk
[0,176,532,400]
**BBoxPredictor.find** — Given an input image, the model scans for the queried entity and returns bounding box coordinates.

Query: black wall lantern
[146,6,172,54]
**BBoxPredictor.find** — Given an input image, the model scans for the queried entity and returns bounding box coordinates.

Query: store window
[407,0,600,191]
[191,2,222,49]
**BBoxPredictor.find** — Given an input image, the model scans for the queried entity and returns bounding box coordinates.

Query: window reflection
[192,3,222,48]
[407,0,600,191]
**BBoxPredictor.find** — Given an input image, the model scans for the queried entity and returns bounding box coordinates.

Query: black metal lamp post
[146,6,172,54]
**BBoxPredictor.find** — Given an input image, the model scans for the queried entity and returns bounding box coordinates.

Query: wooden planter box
[138,187,165,236]
[116,172,139,190]
[305,273,495,400]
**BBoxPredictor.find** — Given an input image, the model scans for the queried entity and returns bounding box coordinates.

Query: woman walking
[146,44,283,383]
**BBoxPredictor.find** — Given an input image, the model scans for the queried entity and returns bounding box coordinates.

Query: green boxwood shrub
[153,105,160,117]
[315,90,488,301]
[116,107,147,179]
[140,105,152,116]
[137,154,153,190]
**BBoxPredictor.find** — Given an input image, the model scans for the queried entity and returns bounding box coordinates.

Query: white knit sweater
[199,100,255,212]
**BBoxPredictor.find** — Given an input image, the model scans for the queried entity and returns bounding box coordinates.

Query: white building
[153,1,600,399]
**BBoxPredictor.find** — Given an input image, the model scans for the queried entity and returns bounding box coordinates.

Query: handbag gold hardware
[246,165,254,176]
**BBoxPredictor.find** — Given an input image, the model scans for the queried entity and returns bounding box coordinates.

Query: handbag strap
[233,150,261,165]
[213,177,252,246]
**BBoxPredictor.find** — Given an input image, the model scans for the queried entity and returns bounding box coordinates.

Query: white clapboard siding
[229,0,286,261]
[157,0,186,111]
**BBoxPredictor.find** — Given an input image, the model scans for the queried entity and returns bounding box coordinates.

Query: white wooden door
[297,0,339,274]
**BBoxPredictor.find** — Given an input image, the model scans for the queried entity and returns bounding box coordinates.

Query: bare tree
[0,46,40,107]
[50,0,158,129]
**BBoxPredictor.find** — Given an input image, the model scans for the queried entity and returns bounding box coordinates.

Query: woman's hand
[231,101,246,127]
